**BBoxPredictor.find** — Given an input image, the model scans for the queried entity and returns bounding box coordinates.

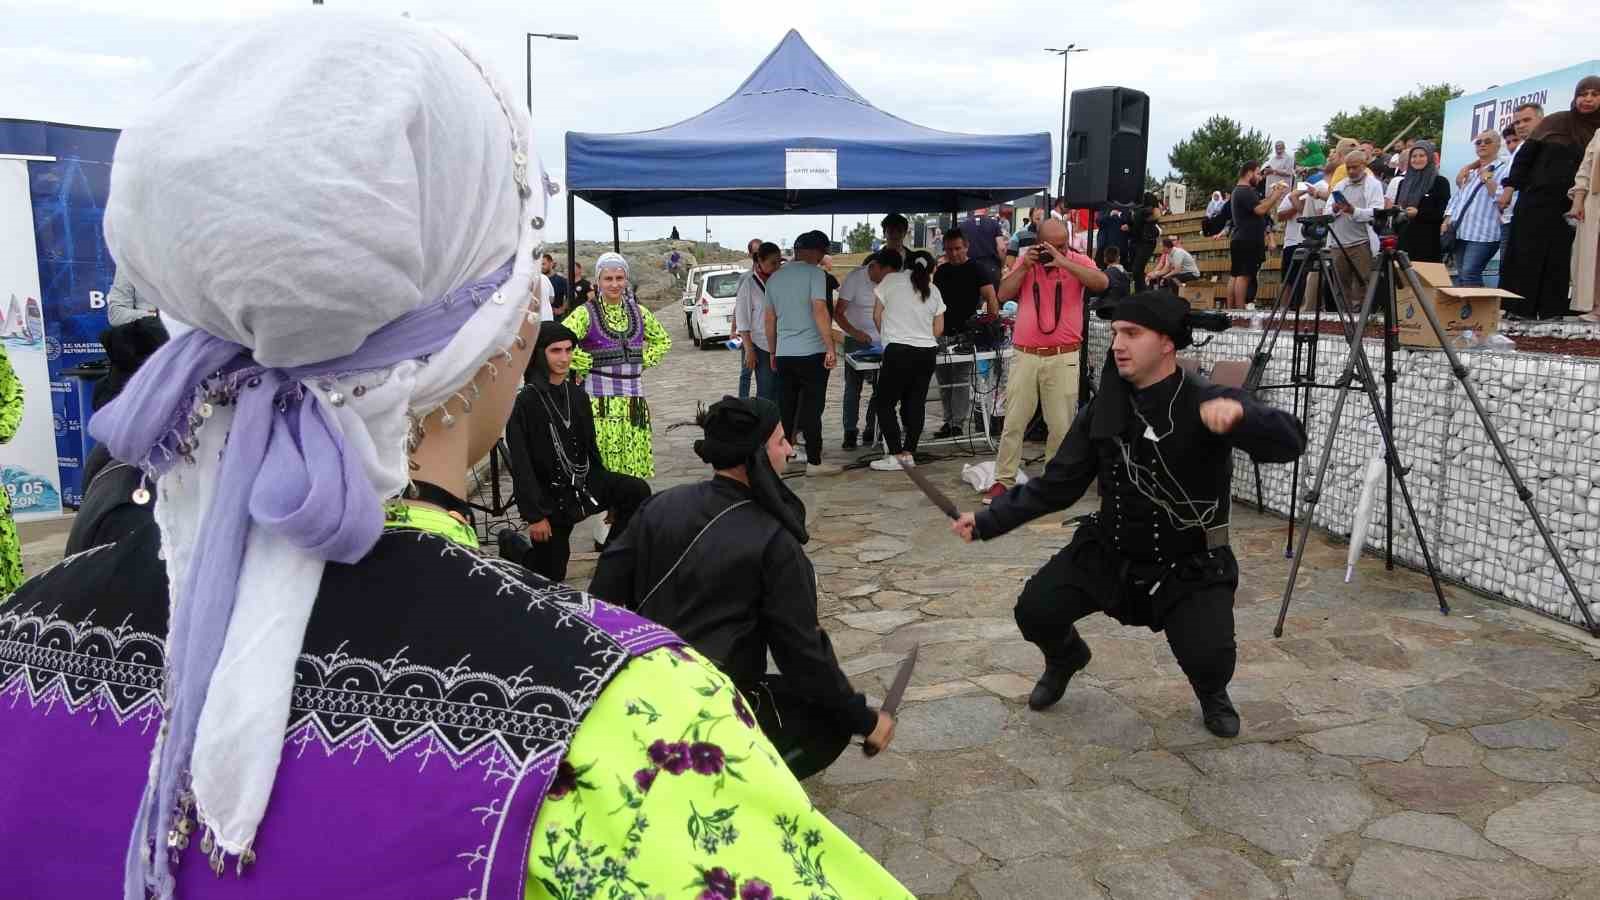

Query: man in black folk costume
[954,292,1306,737]
[590,396,895,777]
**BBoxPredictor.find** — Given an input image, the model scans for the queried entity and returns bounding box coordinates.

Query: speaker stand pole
[1079,203,1097,410]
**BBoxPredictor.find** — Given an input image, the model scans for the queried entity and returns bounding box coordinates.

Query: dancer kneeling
[591,396,895,777]
[953,291,1306,737]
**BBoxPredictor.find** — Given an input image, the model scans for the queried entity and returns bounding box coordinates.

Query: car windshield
[705,273,741,299]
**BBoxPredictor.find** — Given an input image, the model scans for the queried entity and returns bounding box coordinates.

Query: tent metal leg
[566,193,577,295]
[612,216,620,252]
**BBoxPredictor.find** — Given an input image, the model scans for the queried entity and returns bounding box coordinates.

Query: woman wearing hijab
[1394,141,1451,263]
[1503,76,1600,318]
[1568,128,1600,321]
[563,251,671,478]
[1205,191,1227,219]
[0,15,909,900]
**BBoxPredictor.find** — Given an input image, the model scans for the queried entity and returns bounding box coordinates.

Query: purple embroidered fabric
[0,530,685,899]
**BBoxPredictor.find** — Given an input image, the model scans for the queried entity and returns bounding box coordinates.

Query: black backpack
[1201,200,1232,237]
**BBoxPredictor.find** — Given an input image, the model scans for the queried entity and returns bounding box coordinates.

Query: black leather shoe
[862,427,875,446]
[1200,689,1241,738]
[1027,641,1093,711]
[497,529,531,562]
[932,424,962,439]
[842,431,858,451]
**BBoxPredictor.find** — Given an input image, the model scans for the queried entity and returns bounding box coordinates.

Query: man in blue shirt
[962,208,1008,287]
[764,230,843,476]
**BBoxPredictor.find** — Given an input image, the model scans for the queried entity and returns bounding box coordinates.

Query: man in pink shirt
[986,218,1108,503]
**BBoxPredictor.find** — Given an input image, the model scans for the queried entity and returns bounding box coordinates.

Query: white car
[688,268,747,348]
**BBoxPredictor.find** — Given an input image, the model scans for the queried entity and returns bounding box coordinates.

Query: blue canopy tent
[562,30,1051,258]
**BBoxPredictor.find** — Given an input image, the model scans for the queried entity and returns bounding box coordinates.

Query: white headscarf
[103,12,545,890]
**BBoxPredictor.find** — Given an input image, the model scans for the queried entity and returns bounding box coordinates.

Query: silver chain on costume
[1118,379,1220,532]
[537,385,590,489]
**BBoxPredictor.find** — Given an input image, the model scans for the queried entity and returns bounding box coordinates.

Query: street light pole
[526,32,579,113]
[1044,45,1087,199]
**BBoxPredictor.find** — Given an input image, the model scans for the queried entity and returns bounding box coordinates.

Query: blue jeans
[841,337,877,437]
[1455,239,1499,288]
[738,354,753,399]
[750,346,780,402]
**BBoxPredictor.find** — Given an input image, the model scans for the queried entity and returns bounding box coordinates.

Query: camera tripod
[1267,219,1599,636]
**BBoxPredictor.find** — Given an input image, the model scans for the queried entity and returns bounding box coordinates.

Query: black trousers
[1013,528,1239,698]
[874,343,937,455]
[743,675,853,781]
[777,353,830,464]
[1130,242,1157,292]
[521,471,651,582]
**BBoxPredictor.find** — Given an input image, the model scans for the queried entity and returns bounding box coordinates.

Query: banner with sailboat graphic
[0,158,64,520]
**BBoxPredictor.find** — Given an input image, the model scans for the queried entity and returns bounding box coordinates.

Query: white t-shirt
[874,271,946,349]
[537,274,556,322]
[1278,190,1328,247]
[836,265,881,345]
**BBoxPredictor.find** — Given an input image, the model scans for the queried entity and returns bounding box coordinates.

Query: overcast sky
[3,0,1594,249]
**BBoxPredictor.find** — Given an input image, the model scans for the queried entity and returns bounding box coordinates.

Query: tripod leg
[1395,259,1600,635]
[1330,256,1451,616]
[1275,261,1386,637]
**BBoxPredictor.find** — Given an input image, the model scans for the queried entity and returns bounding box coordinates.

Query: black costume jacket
[505,379,603,528]
[977,367,1306,627]
[588,476,877,735]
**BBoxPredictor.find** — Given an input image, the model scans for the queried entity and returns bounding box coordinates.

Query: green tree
[1325,83,1462,150]
[1145,169,1162,194]
[845,220,876,254]
[1168,116,1270,200]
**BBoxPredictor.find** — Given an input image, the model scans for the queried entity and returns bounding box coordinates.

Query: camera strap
[1031,278,1064,335]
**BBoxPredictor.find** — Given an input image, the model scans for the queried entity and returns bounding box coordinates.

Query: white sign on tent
[785,149,838,190]
[0,157,65,520]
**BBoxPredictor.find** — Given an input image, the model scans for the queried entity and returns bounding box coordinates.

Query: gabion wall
[1086,319,1600,628]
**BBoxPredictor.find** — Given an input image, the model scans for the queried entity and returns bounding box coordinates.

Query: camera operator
[1328,150,1385,308]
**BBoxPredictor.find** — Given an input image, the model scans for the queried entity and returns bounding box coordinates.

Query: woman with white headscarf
[1205,190,1227,219]
[563,251,671,478]
[0,13,910,900]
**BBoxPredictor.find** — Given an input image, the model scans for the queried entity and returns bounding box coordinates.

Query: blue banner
[1441,61,1600,179]
[0,119,120,507]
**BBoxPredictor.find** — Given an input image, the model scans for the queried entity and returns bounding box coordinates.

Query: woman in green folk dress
[0,344,24,594]
[565,252,671,478]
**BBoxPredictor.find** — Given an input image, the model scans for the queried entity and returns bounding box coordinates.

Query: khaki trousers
[995,349,1080,486]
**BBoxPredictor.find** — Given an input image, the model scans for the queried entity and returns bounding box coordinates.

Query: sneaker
[841,431,858,451]
[898,452,915,468]
[805,462,843,477]
[869,455,903,472]
[982,482,1008,505]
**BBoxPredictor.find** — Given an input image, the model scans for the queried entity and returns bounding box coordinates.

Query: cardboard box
[1394,261,1516,348]
[1179,280,1225,310]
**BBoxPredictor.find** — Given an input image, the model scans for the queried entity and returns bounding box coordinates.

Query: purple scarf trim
[90,259,514,899]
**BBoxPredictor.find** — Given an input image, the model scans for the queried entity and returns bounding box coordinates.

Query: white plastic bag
[961,461,1029,493]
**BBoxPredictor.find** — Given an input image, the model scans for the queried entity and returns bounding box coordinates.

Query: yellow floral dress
[566,300,671,479]
[384,505,910,900]
[0,345,24,595]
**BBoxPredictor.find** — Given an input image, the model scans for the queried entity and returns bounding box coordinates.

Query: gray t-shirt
[765,260,829,357]
[1169,247,1200,277]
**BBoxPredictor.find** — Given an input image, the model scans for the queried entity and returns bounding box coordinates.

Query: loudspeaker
[1061,87,1149,208]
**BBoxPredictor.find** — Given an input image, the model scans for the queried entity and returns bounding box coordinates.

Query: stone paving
[21,309,1600,899]
[615,314,1600,899]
